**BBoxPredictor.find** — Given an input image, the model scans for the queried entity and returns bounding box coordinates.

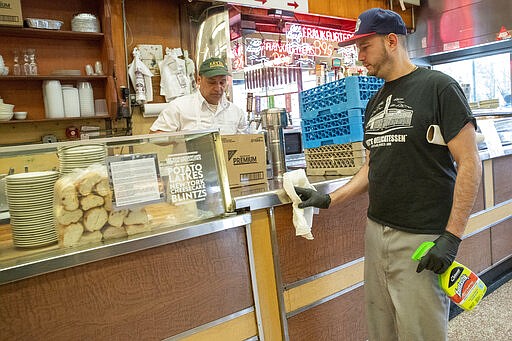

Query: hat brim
[199,69,231,78]
[338,32,377,47]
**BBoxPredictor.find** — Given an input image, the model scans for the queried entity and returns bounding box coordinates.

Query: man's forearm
[330,157,370,206]
[445,155,482,238]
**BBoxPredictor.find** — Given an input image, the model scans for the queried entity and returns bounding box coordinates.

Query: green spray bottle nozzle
[411,241,436,261]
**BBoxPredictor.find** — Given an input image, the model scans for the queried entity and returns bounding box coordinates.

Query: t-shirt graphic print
[365,94,413,149]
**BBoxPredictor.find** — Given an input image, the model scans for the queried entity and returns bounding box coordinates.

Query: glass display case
[0,130,238,284]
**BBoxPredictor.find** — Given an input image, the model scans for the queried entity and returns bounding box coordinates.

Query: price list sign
[107,154,162,208]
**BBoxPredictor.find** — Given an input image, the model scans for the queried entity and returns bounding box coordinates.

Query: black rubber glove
[294,186,331,209]
[416,231,461,274]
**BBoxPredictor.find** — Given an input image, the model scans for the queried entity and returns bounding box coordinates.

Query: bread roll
[102,225,128,240]
[80,193,104,211]
[83,207,108,232]
[124,208,149,226]
[60,222,84,247]
[125,224,151,236]
[55,178,79,211]
[79,231,103,245]
[103,192,113,211]
[55,206,83,225]
[76,171,103,196]
[95,178,111,196]
[108,209,128,227]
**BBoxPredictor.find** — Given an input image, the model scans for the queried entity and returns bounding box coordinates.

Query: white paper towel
[427,124,485,146]
[143,103,169,117]
[426,124,446,145]
[282,169,316,240]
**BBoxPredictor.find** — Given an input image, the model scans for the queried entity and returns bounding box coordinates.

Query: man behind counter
[150,57,247,134]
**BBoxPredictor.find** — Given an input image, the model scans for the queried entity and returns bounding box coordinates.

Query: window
[432,53,511,107]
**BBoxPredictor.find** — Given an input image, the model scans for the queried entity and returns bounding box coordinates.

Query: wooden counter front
[0,226,256,340]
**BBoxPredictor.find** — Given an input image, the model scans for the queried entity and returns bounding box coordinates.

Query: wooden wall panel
[308,0,414,28]
[274,193,368,285]
[124,0,210,135]
[493,155,512,205]
[0,228,253,340]
[457,229,492,274]
[491,217,512,264]
[287,285,367,341]
[124,0,183,108]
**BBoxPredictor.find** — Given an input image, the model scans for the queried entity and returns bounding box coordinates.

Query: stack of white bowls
[0,99,15,121]
[62,85,81,118]
[5,171,60,248]
[71,13,101,33]
[78,81,95,117]
[43,80,65,118]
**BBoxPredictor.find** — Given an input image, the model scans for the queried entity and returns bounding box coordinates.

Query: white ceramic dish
[0,112,14,121]
[14,111,27,120]
[0,103,15,111]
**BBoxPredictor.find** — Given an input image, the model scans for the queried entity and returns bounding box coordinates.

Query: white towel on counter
[282,169,316,240]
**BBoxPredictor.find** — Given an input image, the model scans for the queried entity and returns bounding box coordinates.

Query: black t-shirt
[363,68,475,234]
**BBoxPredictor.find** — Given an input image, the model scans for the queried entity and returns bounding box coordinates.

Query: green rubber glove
[294,186,331,209]
[416,231,461,274]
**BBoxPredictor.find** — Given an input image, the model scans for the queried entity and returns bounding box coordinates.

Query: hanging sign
[217,0,308,13]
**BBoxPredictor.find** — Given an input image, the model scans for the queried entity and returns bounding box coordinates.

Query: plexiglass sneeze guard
[0,130,234,236]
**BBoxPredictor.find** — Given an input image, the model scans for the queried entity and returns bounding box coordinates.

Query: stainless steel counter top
[232,175,351,211]
[232,142,512,211]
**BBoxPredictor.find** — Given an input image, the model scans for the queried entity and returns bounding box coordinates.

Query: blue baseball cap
[338,8,407,47]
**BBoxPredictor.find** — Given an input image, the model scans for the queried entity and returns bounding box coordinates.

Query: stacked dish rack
[299,76,383,175]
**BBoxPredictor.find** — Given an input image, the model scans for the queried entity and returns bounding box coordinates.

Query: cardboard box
[221,134,267,188]
[0,0,23,27]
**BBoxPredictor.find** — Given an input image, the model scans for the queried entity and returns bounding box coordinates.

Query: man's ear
[386,33,399,48]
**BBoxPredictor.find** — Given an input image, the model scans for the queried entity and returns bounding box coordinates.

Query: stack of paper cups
[43,80,65,118]
[62,86,80,118]
[78,81,95,117]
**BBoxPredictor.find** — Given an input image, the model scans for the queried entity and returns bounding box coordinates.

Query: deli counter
[1,121,512,340]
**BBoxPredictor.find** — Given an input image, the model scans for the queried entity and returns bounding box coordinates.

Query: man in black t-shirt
[296,8,481,341]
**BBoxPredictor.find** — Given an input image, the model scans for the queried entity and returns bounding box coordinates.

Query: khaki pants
[364,218,450,341]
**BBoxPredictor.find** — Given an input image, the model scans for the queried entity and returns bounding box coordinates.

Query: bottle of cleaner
[412,241,487,311]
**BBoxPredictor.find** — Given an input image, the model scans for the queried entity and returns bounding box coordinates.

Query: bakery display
[54,166,151,247]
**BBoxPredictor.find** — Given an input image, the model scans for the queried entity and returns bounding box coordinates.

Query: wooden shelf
[0,115,112,124]
[0,27,104,40]
[0,75,108,81]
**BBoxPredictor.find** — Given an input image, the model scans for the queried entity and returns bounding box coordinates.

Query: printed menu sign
[166,151,207,205]
[107,154,162,208]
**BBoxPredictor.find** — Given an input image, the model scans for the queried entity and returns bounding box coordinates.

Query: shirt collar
[197,91,229,111]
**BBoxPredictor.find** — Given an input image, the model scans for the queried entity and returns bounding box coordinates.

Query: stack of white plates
[5,171,60,248]
[58,144,107,174]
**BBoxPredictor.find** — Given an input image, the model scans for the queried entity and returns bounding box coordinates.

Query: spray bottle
[412,241,487,311]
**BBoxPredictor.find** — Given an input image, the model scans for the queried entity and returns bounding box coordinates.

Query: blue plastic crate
[299,76,384,120]
[301,108,365,148]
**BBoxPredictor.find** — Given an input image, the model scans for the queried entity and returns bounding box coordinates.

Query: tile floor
[448,277,512,340]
